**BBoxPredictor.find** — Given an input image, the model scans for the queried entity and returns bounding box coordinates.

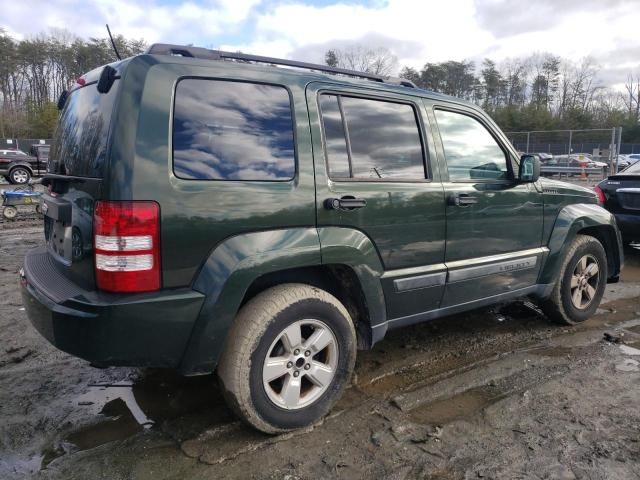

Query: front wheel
[217,283,357,434]
[541,235,607,325]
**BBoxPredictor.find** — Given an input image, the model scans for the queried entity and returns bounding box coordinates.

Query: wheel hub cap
[570,254,600,310]
[262,319,338,410]
[13,171,28,183]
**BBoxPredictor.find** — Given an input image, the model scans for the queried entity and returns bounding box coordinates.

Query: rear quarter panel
[111,56,317,288]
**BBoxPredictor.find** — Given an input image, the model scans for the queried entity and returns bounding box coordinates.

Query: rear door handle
[324,196,367,211]
[449,193,478,207]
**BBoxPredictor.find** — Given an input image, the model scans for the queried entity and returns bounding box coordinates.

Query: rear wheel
[217,283,356,434]
[541,235,607,325]
[9,167,30,185]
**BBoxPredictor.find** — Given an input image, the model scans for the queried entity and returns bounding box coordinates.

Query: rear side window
[173,79,295,181]
[435,109,508,181]
[319,94,426,180]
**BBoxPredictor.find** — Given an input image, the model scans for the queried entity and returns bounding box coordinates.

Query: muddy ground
[1,182,639,479]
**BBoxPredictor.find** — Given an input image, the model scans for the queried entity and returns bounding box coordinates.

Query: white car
[619,154,640,171]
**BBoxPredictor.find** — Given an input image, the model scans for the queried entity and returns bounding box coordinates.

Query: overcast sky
[2,0,639,88]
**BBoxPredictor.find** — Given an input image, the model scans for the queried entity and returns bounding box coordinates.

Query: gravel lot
[1,181,639,480]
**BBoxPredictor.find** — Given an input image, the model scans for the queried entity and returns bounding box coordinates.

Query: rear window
[50,81,119,177]
[172,79,295,181]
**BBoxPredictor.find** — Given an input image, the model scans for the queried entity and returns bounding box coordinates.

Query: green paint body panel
[21,52,624,375]
[539,202,622,285]
[181,228,322,374]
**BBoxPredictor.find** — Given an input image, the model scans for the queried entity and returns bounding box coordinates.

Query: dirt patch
[1,221,639,479]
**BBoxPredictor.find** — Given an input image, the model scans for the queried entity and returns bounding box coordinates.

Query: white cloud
[1,0,261,44]
[252,0,493,66]
[1,0,638,87]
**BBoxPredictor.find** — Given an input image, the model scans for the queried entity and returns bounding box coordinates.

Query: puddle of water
[66,398,143,450]
[620,344,640,356]
[409,386,502,425]
[616,358,640,372]
[42,370,233,469]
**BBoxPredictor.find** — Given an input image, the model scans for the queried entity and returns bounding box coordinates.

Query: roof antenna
[106,24,122,60]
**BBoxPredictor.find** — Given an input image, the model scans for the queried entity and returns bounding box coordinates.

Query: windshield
[50,80,119,177]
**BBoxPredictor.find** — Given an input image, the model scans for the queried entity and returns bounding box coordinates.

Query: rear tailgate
[601,173,640,214]
[616,187,640,211]
[43,73,120,289]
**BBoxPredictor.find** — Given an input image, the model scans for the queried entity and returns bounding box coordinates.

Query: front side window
[435,109,509,181]
[173,79,295,181]
[319,94,425,180]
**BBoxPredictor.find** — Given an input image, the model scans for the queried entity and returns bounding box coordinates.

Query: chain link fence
[505,128,626,179]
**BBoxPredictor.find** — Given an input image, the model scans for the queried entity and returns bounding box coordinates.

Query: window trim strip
[336,95,354,178]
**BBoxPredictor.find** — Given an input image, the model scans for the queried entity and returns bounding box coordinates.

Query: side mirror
[519,155,541,183]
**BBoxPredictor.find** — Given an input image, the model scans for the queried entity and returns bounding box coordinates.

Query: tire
[2,206,18,219]
[217,283,357,434]
[541,235,607,325]
[9,167,31,185]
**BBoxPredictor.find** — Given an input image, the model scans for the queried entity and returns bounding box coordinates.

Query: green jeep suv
[21,44,623,433]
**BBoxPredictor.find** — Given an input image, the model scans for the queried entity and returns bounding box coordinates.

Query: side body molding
[539,203,622,287]
[317,227,387,342]
[179,228,321,374]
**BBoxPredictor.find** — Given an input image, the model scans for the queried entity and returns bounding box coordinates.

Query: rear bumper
[614,213,640,241]
[21,247,205,369]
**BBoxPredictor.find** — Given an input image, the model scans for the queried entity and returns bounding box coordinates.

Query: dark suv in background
[21,44,623,434]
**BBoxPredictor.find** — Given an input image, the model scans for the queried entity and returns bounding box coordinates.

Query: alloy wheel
[262,319,338,410]
[11,169,29,184]
[570,254,600,310]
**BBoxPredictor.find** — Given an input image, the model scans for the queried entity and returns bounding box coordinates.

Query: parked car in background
[0,148,43,184]
[618,154,640,171]
[30,144,50,168]
[595,161,640,243]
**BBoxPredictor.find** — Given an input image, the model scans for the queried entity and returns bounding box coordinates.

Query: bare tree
[324,45,398,76]
[623,73,640,121]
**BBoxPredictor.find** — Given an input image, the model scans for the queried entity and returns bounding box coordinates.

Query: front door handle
[449,193,478,207]
[324,196,367,211]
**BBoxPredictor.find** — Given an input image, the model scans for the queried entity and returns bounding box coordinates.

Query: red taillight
[593,185,606,205]
[94,201,161,292]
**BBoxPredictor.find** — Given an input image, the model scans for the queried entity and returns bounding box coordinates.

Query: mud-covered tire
[541,235,607,325]
[217,283,357,434]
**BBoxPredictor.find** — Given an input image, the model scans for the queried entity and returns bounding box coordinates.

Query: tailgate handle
[324,196,367,211]
[42,193,72,224]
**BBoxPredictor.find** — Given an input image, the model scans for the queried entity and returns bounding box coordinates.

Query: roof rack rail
[145,43,416,88]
